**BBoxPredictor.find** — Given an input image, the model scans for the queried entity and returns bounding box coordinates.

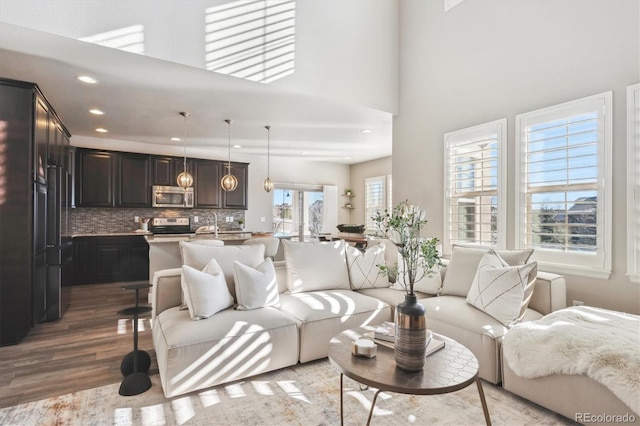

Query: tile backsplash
[70,207,245,235]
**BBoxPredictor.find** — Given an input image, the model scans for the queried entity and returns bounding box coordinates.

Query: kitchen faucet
[212,213,218,238]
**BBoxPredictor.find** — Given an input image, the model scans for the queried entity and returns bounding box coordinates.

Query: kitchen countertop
[72,230,255,239]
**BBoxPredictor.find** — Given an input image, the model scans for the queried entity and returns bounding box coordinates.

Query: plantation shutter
[444,119,506,251]
[516,92,612,275]
[365,176,386,230]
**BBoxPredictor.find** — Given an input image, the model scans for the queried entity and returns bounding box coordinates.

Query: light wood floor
[0,281,156,408]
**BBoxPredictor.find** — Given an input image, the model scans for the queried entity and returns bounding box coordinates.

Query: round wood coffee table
[328,327,491,425]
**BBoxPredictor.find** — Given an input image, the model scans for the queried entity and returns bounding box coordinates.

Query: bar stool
[118,283,152,396]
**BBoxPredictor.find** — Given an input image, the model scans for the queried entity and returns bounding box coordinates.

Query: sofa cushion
[154,305,299,397]
[346,243,389,289]
[179,242,265,298]
[357,287,433,314]
[441,245,533,297]
[420,295,543,383]
[283,240,350,293]
[278,289,391,362]
[181,261,234,320]
[233,258,280,310]
[466,250,538,326]
[392,252,442,295]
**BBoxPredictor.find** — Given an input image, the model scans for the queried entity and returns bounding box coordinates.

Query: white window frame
[515,92,612,279]
[627,84,640,283]
[443,119,507,255]
[365,175,391,232]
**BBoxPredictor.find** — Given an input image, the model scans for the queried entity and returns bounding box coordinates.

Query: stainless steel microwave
[152,185,194,208]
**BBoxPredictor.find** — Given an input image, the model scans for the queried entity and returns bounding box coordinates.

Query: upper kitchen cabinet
[34,97,48,184]
[152,156,193,186]
[194,159,222,208]
[75,149,115,207]
[117,153,151,207]
[221,162,249,210]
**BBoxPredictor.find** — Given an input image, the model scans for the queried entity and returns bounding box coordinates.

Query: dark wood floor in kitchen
[0,281,156,408]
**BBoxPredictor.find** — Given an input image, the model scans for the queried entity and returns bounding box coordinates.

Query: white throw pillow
[392,252,442,295]
[283,239,350,293]
[346,244,389,290]
[466,250,537,326]
[181,260,234,320]
[233,258,280,310]
[442,245,534,297]
[179,242,265,298]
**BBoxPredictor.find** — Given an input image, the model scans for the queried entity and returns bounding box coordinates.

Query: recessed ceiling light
[76,75,98,84]
[345,156,352,160]
[300,151,309,155]
[361,129,373,133]
[170,137,181,142]
[89,109,104,115]
[95,128,108,133]
[233,144,242,149]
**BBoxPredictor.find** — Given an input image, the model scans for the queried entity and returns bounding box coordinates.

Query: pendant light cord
[225,119,232,171]
[265,125,270,178]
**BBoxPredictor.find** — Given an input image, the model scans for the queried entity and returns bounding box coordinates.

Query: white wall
[394,0,640,314]
[0,0,398,114]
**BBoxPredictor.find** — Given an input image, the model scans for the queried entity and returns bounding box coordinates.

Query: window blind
[365,176,386,231]
[515,92,612,275]
[444,119,506,251]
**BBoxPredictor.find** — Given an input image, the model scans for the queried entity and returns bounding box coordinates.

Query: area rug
[0,359,571,425]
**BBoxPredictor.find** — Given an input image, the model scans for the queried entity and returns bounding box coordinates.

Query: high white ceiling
[0,22,393,164]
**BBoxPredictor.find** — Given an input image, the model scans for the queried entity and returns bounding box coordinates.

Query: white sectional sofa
[151,239,566,399]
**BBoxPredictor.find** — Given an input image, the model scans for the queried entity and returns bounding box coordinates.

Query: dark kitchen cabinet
[0,78,71,345]
[117,153,151,207]
[34,97,48,184]
[73,236,149,284]
[221,161,249,210]
[194,159,222,208]
[76,149,115,207]
[152,156,192,186]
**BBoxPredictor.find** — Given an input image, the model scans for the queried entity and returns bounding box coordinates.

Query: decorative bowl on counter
[336,224,365,234]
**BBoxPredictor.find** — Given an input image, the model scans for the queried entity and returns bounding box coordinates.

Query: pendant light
[176,112,194,189]
[263,125,274,193]
[221,119,238,192]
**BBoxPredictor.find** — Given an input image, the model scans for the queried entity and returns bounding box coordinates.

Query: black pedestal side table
[118,283,152,396]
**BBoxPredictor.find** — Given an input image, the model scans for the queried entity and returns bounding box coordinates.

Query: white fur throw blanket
[502,306,640,414]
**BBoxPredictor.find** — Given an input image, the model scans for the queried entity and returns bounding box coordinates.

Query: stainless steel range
[150,217,191,234]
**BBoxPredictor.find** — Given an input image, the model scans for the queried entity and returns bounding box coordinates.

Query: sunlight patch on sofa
[172,322,273,394]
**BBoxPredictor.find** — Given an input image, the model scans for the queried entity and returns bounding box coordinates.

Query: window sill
[626,271,640,284]
[537,261,611,280]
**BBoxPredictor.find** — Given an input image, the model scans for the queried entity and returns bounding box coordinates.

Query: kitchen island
[145,231,260,286]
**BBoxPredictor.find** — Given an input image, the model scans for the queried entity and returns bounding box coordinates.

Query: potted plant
[372,200,441,371]
[237,218,245,230]
[345,189,353,196]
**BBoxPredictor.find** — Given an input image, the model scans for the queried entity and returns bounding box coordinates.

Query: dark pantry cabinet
[0,78,72,346]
